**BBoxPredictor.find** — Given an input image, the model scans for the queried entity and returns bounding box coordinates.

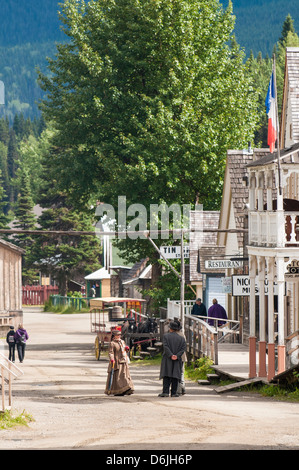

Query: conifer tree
[31,144,102,295]
[0,169,10,232]
[14,169,38,283]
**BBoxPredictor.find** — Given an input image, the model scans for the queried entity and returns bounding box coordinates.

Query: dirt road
[0,307,298,451]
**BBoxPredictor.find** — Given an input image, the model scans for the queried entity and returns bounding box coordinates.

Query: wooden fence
[22,285,59,305]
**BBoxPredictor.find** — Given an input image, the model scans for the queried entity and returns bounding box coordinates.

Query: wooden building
[0,239,24,333]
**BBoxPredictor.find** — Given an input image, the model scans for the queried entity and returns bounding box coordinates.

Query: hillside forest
[0,2,298,309]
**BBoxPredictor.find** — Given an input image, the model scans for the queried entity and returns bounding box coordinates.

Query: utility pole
[145,230,186,328]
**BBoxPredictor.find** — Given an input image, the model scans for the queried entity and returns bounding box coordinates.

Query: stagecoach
[89,297,148,359]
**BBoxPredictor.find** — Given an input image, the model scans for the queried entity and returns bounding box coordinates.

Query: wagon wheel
[95,336,101,360]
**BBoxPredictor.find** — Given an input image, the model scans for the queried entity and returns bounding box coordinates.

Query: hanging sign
[285,260,299,279]
[205,259,243,269]
[160,245,189,259]
[232,275,280,296]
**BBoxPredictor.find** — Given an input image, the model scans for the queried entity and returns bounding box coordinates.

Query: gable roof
[0,238,25,255]
[247,142,299,168]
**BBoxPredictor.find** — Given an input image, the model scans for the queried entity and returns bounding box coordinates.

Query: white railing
[0,352,24,411]
[249,210,299,247]
[167,299,194,320]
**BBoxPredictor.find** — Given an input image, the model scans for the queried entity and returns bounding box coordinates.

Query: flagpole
[273,54,282,196]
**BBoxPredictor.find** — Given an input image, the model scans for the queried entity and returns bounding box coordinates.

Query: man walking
[208,298,227,327]
[191,298,207,317]
[158,321,186,397]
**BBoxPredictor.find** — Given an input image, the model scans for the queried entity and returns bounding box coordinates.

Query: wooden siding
[0,239,24,327]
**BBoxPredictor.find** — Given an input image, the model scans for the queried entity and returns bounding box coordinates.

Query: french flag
[265,71,277,153]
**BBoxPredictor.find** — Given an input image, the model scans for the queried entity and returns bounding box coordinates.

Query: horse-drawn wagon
[90,297,147,359]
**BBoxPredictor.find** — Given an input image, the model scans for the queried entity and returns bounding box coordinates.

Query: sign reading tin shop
[232,275,279,296]
[205,259,243,269]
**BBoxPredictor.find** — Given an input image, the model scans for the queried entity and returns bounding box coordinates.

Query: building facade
[0,239,24,332]
[247,48,299,379]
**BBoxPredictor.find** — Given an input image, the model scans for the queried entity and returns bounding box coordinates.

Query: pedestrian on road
[159,321,186,397]
[14,323,29,363]
[105,329,134,396]
[208,299,228,327]
[173,320,187,395]
[6,325,16,362]
[191,298,207,318]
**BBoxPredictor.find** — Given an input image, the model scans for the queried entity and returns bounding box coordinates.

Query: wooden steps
[214,377,268,394]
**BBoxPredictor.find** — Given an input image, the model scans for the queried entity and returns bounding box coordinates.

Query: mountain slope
[228,0,299,56]
[0,0,64,47]
[0,0,298,120]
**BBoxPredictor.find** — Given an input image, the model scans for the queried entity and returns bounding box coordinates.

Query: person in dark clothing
[6,325,16,362]
[191,298,207,317]
[14,324,29,363]
[208,299,228,327]
[159,321,186,397]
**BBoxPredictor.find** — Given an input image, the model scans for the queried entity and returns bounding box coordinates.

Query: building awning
[84,267,111,280]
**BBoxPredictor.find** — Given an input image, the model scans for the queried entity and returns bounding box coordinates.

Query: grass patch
[44,299,89,314]
[185,357,214,381]
[130,353,162,366]
[242,382,299,402]
[0,409,34,430]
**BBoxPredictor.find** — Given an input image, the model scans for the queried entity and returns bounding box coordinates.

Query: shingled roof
[189,210,224,281]
[281,47,299,148]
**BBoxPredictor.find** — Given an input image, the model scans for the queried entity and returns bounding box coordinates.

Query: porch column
[266,256,275,381]
[258,256,267,377]
[249,254,257,378]
[277,257,286,374]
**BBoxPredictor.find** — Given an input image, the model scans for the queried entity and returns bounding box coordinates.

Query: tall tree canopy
[39,0,259,214]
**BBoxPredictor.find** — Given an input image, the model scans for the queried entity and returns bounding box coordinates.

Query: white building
[247,48,299,380]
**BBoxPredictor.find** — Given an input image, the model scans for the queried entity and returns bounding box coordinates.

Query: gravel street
[0,307,298,451]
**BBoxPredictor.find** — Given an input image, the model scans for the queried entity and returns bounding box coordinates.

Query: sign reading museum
[232,275,281,296]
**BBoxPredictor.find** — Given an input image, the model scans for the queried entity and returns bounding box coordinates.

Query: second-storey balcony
[249,209,299,248]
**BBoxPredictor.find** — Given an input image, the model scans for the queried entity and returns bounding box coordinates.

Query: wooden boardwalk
[213,343,259,382]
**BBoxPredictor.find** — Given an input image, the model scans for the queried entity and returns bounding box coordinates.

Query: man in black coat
[158,321,186,397]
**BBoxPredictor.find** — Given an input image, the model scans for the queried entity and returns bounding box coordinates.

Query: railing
[249,210,299,247]
[22,285,59,305]
[0,352,24,411]
[167,300,241,364]
[166,299,197,319]
[185,314,219,364]
[51,294,89,310]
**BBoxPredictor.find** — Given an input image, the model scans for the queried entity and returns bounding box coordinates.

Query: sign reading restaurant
[205,259,243,269]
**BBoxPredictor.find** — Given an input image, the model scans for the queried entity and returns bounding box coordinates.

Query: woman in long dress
[105,330,134,396]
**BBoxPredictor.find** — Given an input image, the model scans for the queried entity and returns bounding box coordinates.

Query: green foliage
[185,356,214,381]
[39,0,259,208]
[37,0,259,309]
[0,409,33,430]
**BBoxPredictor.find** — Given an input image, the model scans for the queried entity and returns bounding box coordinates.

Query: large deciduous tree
[39,0,259,212]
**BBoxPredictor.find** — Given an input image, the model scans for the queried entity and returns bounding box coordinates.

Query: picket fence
[22,285,59,305]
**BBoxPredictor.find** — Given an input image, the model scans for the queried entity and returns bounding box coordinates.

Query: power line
[0,228,248,237]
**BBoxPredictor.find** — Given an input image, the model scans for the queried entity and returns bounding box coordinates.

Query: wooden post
[1,366,5,412]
